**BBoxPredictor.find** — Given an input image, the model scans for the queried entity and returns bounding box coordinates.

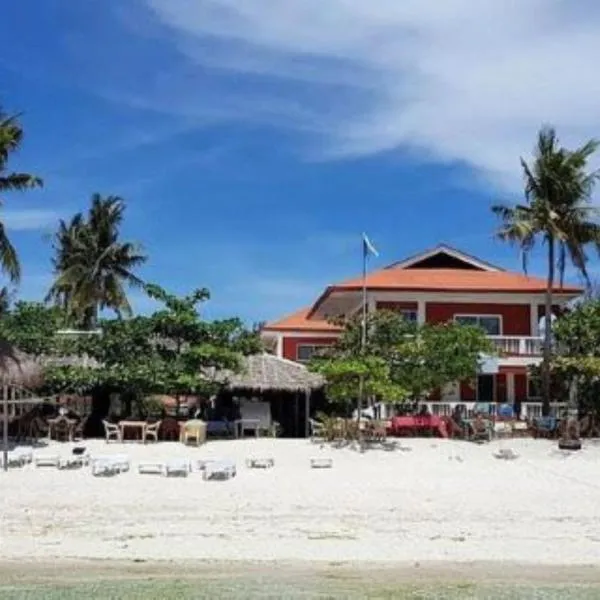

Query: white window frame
[527,375,542,400]
[454,314,503,336]
[296,344,330,363]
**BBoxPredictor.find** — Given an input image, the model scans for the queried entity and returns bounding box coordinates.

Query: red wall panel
[426,302,531,335]
[514,373,527,402]
[282,337,338,361]
[461,380,476,401]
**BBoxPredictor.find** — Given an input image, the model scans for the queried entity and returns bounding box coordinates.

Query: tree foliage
[0,109,43,282]
[42,284,263,399]
[492,126,600,413]
[310,310,493,405]
[47,194,147,328]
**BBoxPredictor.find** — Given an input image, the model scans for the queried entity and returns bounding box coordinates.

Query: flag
[362,233,379,258]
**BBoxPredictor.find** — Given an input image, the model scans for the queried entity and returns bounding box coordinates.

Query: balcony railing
[488,335,543,356]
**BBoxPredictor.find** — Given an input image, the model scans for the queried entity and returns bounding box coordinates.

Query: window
[400,309,418,323]
[455,315,501,335]
[296,345,328,363]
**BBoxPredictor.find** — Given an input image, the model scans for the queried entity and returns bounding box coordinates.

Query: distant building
[261,245,582,413]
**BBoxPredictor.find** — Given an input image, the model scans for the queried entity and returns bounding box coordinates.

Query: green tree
[493,127,600,414]
[0,110,43,281]
[311,310,492,406]
[47,194,147,328]
[44,285,263,416]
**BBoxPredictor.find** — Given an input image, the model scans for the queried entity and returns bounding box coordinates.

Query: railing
[488,335,543,356]
[420,401,566,420]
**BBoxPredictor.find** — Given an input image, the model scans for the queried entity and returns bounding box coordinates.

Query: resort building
[261,245,582,417]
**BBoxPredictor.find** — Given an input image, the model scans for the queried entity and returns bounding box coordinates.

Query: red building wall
[282,337,338,361]
[426,302,531,335]
[514,373,528,402]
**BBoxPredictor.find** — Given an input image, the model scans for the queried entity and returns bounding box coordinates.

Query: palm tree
[0,110,43,281]
[47,194,147,328]
[493,126,600,417]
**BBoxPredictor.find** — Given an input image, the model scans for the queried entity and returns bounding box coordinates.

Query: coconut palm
[492,126,600,417]
[47,194,147,328]
[0,111,43,281]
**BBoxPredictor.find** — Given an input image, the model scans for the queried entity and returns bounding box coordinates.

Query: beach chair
[469,417,493,443]
[164,458,190,477]
[102,420,122,443]
[531,416,558,439]
[91,454,130,474]
[245,457,275,469]
[35,455,60,468]
[202,459,236,481]
[58,456,86,470]
[309,418,326,443]
[12,448,33,465]
[143,421,161,443]
[310,458,333,469]
[92,459,120,477]
[138,461,165,475]
[180,420,207,446]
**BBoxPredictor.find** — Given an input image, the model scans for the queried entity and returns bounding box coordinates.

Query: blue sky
[2,0,600,324]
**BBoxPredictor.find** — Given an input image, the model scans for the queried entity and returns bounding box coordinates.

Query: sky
[2,0,600,324]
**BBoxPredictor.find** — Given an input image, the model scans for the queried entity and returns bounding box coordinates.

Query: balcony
[488,336,543,356]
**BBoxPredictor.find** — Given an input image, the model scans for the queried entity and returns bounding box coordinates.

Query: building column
[417,300,426,325]
[530,302,539,336]
[275,334,283,358]
[507,373,515,406]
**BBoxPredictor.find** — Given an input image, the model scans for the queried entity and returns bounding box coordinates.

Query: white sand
[2,437,600,565]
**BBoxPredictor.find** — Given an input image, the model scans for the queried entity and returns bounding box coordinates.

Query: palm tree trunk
[542,236,555,416]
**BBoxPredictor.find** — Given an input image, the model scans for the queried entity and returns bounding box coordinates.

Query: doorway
[477,374,495,403]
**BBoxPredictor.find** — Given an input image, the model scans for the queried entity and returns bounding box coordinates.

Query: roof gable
[386,244,503,272]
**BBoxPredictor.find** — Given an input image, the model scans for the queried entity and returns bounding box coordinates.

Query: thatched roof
[217,353,324,392]
[0,340,44,388]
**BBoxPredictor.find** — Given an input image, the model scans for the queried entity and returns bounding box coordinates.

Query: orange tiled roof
[262,307,342,333]
[335,268,582,293]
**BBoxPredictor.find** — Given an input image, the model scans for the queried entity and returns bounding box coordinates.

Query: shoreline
[1,558,600,586]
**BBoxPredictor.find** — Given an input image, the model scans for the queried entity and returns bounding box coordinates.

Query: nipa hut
[213,353,325,437]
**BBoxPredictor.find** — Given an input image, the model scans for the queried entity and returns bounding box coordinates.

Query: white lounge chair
[310,458,333,469]
[203,459,236,481]
[92,459,120,477]
[138,461,165,475]
[58,456,86,470]
[164,458,190,477]
[91,454,130,473]
[13,448,33,464]
[245,457,275,469]
[35,455,60,468]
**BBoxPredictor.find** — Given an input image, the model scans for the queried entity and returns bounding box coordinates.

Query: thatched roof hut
[0,340,44,388]
[218,353,324,393]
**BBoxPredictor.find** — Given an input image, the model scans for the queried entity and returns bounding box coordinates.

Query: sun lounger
[310,458,333,469]
[164,458,190,477]
[91,454,130,474]
[92,459,120,477]
[245,457,275,469]
[138,461,165,475]
[202,459,236,480]
[35,455,60,468]
[493,448,519,460]
[13,448,33,464]
[58,456,86,470]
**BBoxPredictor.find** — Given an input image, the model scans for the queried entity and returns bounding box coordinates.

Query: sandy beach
[2,437,600,566]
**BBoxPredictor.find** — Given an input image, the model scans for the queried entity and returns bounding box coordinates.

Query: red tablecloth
[389,415,448,438]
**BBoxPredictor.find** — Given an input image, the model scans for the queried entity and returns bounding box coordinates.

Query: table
[389,415,448,438]
[234,419,260,439]
[118,420,147,442]
[47,417,78,442]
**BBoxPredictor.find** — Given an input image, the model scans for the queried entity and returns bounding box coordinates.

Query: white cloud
[2,210,60,231]
[138,0,600,191]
